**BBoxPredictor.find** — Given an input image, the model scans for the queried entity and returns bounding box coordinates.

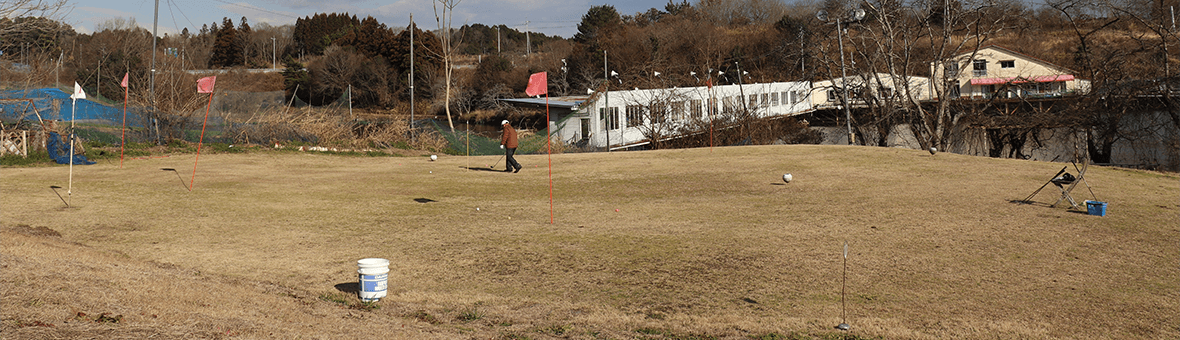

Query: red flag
[197,76,217,94]
[120,73,129,88]
[706,79,713,89]
[525,72,547,96]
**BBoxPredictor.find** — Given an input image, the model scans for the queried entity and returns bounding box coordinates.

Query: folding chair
[1051,161,1091,208]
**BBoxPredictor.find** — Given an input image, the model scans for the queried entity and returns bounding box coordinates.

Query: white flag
[70,82,86,100]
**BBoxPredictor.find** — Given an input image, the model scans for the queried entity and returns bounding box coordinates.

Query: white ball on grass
[783,174,793,183]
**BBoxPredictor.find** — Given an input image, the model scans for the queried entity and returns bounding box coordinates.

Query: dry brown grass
[2,145,1177,339]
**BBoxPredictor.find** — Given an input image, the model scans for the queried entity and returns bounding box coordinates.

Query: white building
[931,45,1091,99]
[811,72,933,109]
[558,81,813,149]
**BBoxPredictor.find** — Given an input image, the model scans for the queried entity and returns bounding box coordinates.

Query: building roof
[498,96,588,110]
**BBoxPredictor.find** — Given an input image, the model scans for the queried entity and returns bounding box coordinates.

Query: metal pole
[837,18,854,145]
[497,26,501,55]
[604,50,611,152]
[410,14,416,141]
[272,37,276,69]
[736,61,747,113]
[151,0,160,144]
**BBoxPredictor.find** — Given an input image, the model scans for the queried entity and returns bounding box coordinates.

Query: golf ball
[783,174,793,183]
[476,207,480,211]
[430,155,438,161]
[429,171,432,174]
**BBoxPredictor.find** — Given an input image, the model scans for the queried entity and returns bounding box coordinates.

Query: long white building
[514,81,813,150]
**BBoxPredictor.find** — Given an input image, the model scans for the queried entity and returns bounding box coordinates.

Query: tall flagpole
[410,14,415,141]
[120,73,128,168]
[191,77,216,191]
[68,94,76,206]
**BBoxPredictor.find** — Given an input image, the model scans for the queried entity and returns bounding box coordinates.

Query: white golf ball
[783,174,793,183]
[429,171,432,174]
[430,155,438,161]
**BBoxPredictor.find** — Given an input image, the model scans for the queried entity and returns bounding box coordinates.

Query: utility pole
[526,21,531,57]
[497,26,501,55]
[272,37,276,69]
[410,14,416,141]
[150,0,160,144]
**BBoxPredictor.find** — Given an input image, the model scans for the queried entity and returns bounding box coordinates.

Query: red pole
[120,83,127,168]
[190,92,214,191]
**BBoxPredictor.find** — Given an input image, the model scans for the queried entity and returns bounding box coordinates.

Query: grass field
[2,145,1177,339]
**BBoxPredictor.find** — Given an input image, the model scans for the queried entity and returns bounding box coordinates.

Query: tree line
[2,0,1177,162]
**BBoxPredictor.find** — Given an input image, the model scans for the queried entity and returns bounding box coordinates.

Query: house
[810,73,933,109]
[931,45,1091,99]
[563,81,813,149]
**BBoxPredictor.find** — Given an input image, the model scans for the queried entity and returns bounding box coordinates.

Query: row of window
[946,59,1017,77]
[598,90,807,130]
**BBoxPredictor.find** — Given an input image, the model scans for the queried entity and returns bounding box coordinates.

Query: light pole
[817,9,865,145]
[271,37,276,69]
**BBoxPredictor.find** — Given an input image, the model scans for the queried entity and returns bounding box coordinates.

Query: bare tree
[0,0,72,37]
[433,0,464,130]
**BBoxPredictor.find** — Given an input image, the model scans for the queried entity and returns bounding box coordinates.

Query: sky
[66,0,681,38]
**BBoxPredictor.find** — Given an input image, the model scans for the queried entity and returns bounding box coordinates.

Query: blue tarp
[0,88,145,125]
[46,132,95,165]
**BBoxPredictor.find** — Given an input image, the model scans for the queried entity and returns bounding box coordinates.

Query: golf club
[49,185,68,207]
[161,168,190,190]
[490,154,504,169]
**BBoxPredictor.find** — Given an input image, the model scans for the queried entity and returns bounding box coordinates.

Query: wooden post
[23,130,28,158]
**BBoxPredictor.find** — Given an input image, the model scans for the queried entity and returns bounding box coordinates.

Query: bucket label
[359,273,388,292]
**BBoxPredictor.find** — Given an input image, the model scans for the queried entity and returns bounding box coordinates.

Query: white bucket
[356,258,389,302]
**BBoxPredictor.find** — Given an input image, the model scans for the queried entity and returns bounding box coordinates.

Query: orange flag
[120,73,129,88]
[197,76,217,93]
[525,72,547,97]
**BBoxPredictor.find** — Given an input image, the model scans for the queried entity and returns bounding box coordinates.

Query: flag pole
[191,78,216,191]
[68,93,76,206]
[120,73,128,168]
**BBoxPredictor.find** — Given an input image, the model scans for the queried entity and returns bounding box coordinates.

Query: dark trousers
[505,148,521,171]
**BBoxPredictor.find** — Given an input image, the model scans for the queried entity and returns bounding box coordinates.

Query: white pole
[348,84,353,121]
[68,96,76,206]
[272,37,276,69]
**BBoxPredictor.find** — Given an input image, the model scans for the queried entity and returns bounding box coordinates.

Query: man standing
[500,120,522,173]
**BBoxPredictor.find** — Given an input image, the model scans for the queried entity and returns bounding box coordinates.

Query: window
[760,93,769,107]
[784,91,793,104]
[749,95,758,108]
[599,107,619,130]
[625,105,644,127]
[707,98,717,117]
[670,101,686,121]
[945,62,960,76]
[972,59,988,77]
[690,99,703,118]
[1000,60,1015,68]
[949,81,961,97]
[771,92,780,106]
[828,89,840,102]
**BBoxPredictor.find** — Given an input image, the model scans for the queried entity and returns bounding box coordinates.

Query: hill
[2,145,1177,339]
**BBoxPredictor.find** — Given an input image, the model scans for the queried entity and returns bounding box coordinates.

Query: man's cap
[502,120,510,126]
